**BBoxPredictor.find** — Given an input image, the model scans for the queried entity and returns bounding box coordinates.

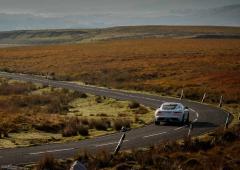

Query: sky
[0,0,240,31]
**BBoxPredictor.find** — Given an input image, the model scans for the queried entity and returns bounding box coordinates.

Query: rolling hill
[0,25,240,46]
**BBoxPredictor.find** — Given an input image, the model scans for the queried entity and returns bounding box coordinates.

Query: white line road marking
[95,140,129,147]
[189,108,199,122]
[174,126,185,130]
[174,125,188,130]
[143,132,167,138]
[29,148,75,155]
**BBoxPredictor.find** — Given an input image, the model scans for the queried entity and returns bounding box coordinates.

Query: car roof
[161,102,184,108]
[162,102,182,105]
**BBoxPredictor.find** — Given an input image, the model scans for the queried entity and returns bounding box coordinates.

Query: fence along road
[0,72,228,165]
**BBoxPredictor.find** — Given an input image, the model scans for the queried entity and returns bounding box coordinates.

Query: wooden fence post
[180,89,184,100]
[219,95,223,107]
[201,93,206,103]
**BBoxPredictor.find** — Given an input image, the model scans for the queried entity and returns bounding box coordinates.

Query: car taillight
[174,112,182,115]
[157,111,162,116]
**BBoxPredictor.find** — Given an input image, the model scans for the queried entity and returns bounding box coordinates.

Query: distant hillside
[0,25,240,46]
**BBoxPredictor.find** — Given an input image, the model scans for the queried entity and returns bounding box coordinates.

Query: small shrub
[192,138,213,151]
[134,106,148,114]
[134,115,140,123]
[181,136,214,152]
[80,118,89,125]
[62,125,78,137]
[118,113,127,117]
[128,101,140,109]
[182,158,202,169]
[181,136,192,152]
[26,95,51,105]
[211,126,240,145]
[0,121,15,138]
[78,126,89,136]
[222,131,238,142]
[90,119,110,131]
[62,117,80,137]
[113,119,131,131]
[61,88,70,94]
[36,154,58,170]
[0,82,36,95]
[96,113,108,117]
[33,123,63,133]
[95,96,103,103]
[0,67,11,72]
[62,117,89,137]
[53,74,72,81]
[72,91,88,98]
[93,150,111,169]
[115,163,132,170]
[11,96,28,107]
[75,150,91,163]
[47,101,63,113]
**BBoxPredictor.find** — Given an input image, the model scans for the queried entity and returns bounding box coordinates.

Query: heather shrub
[62,117,89,137]
[78,125,89,136]
[95,96,103,103]
[89,118,110,131]
[72,91,88,98]
[0,82,36,95]
[113,119,131,131]
[134,106,148,114]
[33,122,63,133]
[36,154,59,170]
[128,101,140,109]
[62,125,78,137]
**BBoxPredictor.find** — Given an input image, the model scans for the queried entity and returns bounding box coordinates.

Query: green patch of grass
[68,94,153,132]
[68,95,153,123]
[0,132,62,148]
[68,95,131,117]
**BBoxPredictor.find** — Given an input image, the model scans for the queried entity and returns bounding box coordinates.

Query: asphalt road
[0,72,228,166]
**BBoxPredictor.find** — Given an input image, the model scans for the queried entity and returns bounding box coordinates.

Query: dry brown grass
[0,38,239,103]
[53,124,240,170]
[0,80,80,138]
[36,154,60,170]
[35,124,239,170]
[0,79,150,146]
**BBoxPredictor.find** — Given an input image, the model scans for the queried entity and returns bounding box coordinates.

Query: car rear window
[162,104,178,110]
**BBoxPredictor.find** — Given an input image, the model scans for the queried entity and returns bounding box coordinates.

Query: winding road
[0,72,228,166]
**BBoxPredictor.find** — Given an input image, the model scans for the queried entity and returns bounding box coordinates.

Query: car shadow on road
[192,121,218,128]
[161,122,184,127]
[160,121,217,128]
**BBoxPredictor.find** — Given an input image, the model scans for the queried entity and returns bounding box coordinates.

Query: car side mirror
[185,106,189,109]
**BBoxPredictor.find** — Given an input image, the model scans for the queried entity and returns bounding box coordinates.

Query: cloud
[0,3,239,31]
[169,4,240,26]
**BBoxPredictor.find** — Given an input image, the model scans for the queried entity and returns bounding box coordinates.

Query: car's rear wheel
[181,114,187,125]
[155,120,160,125]
[181,113,189,125]
[185,113,189,124]
[180,117,185,125]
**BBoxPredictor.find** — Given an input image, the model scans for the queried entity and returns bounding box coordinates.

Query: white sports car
[154,102,189,125]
